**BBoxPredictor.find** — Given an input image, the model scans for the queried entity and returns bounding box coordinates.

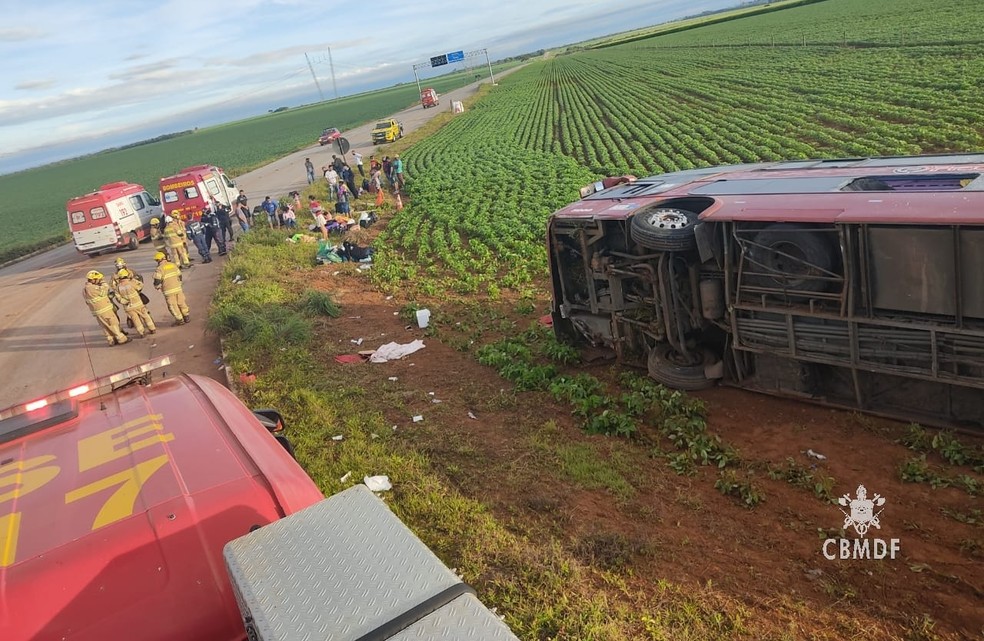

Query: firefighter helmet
[117,268,131,279]
[154,252,167,262]
[86,270,104,281]
[114,257,127,269]
[150,217,160,225]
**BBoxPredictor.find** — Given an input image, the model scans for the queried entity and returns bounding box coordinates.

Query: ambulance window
[184,186,200,199]
[144,191,160,206]
[129,195,146,211]
[71,211,85,224]
[163,191,179,203]
[205,179,221,196]
[222,174,235,188]
[90,207,107,220]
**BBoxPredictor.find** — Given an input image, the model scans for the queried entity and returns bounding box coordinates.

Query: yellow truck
[370,118,403,145]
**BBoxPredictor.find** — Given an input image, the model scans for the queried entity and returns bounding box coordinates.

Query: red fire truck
[547,153,984,430]
[0,357,518,640]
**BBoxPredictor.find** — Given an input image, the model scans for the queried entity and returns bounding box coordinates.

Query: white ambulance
[66,181,163,257]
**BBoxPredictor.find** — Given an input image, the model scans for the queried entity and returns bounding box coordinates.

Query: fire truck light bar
[0,356,173,422]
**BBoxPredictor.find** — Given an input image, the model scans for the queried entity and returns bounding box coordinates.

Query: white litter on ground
[364,475,392,492]
[369,339,425,363]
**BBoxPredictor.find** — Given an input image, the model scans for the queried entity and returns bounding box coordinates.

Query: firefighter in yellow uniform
[163,215,191,269]
[111,257,142,290]
[83,270,130,346]
[153,252,190,325]
[149,217,169,260]
[113,268,156,338]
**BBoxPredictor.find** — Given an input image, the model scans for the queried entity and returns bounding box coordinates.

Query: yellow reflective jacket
[153,261,184,295]
[83,282,115,315]
[163,223,185,247]
[113,277,145,309]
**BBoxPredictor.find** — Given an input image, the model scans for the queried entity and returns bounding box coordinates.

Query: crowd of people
[86,146,387,346]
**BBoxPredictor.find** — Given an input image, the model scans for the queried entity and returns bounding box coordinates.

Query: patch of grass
[300,289,342,317]
[715,469,765,508]
[555,443,635,501]
[573,532,645,572]
[768,457,836,502]
[899,455,981,496]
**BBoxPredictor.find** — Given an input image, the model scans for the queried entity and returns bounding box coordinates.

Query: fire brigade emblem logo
[837,484,885,537]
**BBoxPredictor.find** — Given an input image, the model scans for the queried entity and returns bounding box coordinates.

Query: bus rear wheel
[648,343,717,391]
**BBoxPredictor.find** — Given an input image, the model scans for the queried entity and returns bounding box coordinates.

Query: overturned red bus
[547,153,984,430]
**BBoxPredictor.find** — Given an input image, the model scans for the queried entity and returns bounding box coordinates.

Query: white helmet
[165,215,174,223]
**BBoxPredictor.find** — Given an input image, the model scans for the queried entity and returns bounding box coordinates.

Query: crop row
[372,0,984,297]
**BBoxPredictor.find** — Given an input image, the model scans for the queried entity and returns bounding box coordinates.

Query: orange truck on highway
[420,87,440,108]
[0,357,519,641]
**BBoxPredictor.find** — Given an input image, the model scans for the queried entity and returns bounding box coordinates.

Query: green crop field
[371,0,984,299]
[0,67,511,263]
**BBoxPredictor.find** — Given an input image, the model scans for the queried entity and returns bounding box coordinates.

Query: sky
[0,0,737,174]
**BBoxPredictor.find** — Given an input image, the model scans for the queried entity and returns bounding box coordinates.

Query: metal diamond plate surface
[224,485,511,640]
[389,594,519,640]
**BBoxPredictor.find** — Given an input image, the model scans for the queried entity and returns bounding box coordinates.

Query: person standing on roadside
[185,213,208,263]
[83,270,130,346]
[304,157,316,184]
[261,196,279,229]
[393,154,406,191]
[200,205,225,258]
[342,164,357,198]
[153,252,190,325]
[369,155,382,175]
[236,190,250,225]
[149,217,169,260]
[215,199,235,243]
[353,151,364,177]
[163,215,191,269]
[382,156,392,187]
[113,268,156,338]
[324,166,339,202]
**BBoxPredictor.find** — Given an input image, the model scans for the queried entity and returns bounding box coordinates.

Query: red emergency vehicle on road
[0,357,323,641]
[66,182,162,256]
[159,165,240,221]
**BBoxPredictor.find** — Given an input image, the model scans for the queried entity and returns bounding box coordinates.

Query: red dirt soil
[300,255,983,640]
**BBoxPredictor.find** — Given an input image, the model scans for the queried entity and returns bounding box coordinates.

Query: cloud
[15,79,56,91]
[224,38,374,68]
[108,59,180,82]
[0,27,46,42]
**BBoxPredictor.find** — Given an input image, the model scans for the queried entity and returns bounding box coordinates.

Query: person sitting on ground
[339,240,373,263]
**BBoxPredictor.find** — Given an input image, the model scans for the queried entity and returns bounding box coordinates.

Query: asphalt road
[0,77,499,411]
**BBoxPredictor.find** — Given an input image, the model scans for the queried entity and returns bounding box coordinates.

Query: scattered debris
[350,338,364,346]
[806,449,827,461]
[412,415,423,423]
[239,372,256,385]
[331,435,344,441]
[364,475,392,492]
[339,471,352,483]
[232,274,244,284]
[369,339,425,363]
[467,411,478,420]
[213,358,223,365]
[371,433,378,439]
[432,399,442,404]
[388,376,398,381]
[334,354,365,364]
[428,392,435,396]
[392,425,398,431]
[385,295,393,300]
[415,308,431,328]
[188,344,194,349]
